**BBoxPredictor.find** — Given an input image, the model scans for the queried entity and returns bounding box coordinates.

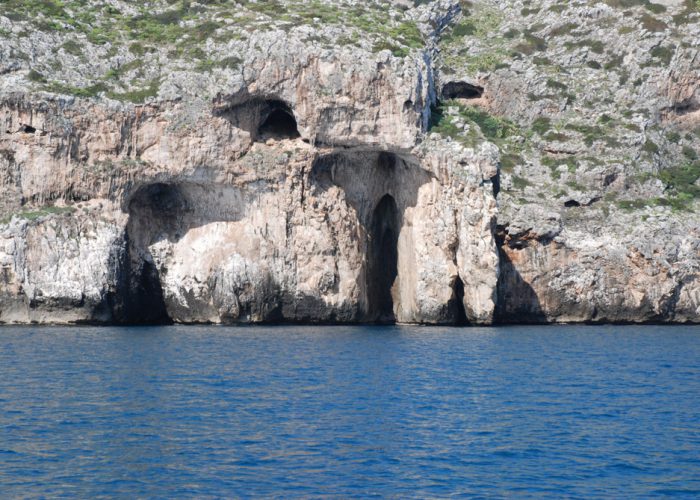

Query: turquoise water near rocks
[1,325,699,497]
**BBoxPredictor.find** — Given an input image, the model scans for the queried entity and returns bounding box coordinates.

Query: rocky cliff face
[0,0,698,324]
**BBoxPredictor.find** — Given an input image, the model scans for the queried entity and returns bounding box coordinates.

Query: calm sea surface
[1,325,699,498]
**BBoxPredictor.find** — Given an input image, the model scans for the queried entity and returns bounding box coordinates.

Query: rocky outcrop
[496,214,700,324]
[0,0,698,325]
[0,42,499,324]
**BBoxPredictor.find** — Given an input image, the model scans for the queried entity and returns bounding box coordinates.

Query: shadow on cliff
[110,182,255,324]
[125,182,251,244]
[494,235,547,324]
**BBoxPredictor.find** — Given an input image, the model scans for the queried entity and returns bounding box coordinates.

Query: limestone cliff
[0,0,698,324]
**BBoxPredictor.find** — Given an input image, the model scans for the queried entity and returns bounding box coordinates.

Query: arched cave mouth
[257,106,300,140]
[367,194,400,324]
[216,96,301,142]
[114,183,188,325]
[310,150,434,324]
[442,81,484,100]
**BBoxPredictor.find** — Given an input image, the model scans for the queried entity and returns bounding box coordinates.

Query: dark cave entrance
[114,183,180,325]
[122,257,171,325]
[449,276,468,325]
[367,194,400,323]
[215,97,301,142]
[442,81,484,100]
[257,103,300,140]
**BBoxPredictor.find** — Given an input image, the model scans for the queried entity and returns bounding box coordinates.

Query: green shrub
[643,138,659,154]
[107,80,160,103]
[46,81,108,98]
[532,117,552,135]
[546,79,567,91]
[564,39,604,53]
[514,33,547,55]
[511,175,532,189]
[451,20,476,37]
[459,105,519,141]
[429,101,518,145]
[618,199,651,210]
[640,13,667,31]
[544,131,570,142]
[428,104,462,140]
[129,43,146,56]
[666,131,682,143]
[682,146,698,161]
[61,39,83,56]
[649,45,674,65]
[27,69,47,83]
[565,123,604,146]
[646,3,667,13]
[659,161,700,201]
[2,206,76,224]
[672,0,700,24]
[500,153,523,173]
[548,22,577,37]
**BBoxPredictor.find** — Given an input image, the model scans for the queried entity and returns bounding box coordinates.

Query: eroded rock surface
[0,31,498,324]
[0,0,698,324]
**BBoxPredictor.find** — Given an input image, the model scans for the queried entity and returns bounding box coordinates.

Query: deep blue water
[1,325,699,498]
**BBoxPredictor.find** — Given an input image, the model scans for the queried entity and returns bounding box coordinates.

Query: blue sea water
[0,325,699,498]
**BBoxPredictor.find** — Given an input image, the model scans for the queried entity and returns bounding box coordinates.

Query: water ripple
[0,324,699,497]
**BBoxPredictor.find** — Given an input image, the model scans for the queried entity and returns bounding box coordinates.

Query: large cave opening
[310,150,434,324]
[114,183,184,325]
[121,257,171,325]
[367,194,400,323]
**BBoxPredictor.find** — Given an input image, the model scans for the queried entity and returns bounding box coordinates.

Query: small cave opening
[564,199,581,208]
[257,105,300,140]
[672,98,700,116]
[449,276,468,326]
[367,194,400,324]
[215,97,301,142]
[442,81,484,100]
[20,124,36,134]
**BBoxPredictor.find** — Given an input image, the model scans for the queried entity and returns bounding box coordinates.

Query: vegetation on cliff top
[436,0,700,212]
[1,0,424,101]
